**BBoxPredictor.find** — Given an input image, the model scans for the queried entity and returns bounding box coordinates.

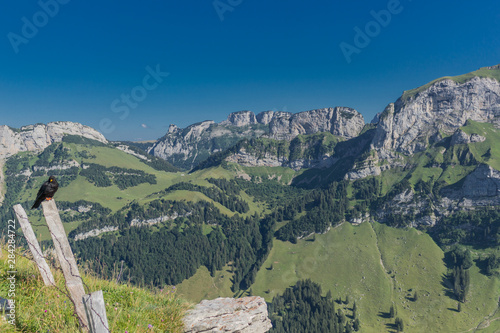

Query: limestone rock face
[374,188,438,227]
[223,111,257,127]
[441,164,500,208]
[450,129,486,146]
[462,164,500,197]
[225,148,335,171]
[149,107,364,169]
[450,129,472,145]
[256,111,281,125]
[184,297,272,333]
[0,122,107,158]
[268,107,364,140]
[372,77,500,156]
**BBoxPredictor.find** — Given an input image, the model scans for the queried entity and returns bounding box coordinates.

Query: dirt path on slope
[470,298,500,332]
[368,222,395,302]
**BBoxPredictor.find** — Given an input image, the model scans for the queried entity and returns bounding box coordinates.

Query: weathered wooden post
[83,290,110,333]
[41,199,89,331]
[12,204,55,286]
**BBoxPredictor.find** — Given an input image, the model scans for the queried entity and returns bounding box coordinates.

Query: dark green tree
[353,318,360,331]
[389,305,395,318]
[395,317,404,332]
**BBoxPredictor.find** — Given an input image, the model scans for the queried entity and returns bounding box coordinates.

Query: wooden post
[83,290,110,333]
[12,204,55,286]
[42,199,89,331]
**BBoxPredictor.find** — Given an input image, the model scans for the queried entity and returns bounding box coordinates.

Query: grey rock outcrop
[377,163,500,227]
[149,107,365,169]
[130,212,191,227]
[255,111,272,125]
[225,148,335,171]
[372,76,500,156]
[441,164,500,208]
[374,188,438,227]
[450,129,472,145]
[450,129,486,146]
[223,111,258,127]
[184,296,272,333]
[462,164,500,197]
[268,107,364,140]
[74,226,118,241]
[148,119,264,169]
[0,121,107,159]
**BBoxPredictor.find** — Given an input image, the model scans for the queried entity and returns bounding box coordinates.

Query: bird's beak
[49,179,52,182]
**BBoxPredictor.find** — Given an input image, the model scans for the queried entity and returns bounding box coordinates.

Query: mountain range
[1,64,500,332]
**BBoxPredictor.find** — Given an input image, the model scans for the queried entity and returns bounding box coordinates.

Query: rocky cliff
[268,107,364,140]
[0,121,107,159]
[372,68,500,157]
[342,65,500,180]
[148,108,365,169]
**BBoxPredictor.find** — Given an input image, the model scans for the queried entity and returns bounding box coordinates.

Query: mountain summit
[372,65,500,157]
[148,107,364,169]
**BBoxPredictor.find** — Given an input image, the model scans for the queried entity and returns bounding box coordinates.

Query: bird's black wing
[31,181,48,209]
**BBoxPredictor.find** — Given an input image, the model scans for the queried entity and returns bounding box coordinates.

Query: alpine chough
[31,175,59,209]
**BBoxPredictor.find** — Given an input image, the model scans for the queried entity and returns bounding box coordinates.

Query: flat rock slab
[184,296,272,333]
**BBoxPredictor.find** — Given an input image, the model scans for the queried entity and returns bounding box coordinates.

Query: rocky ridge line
[0,121,108,159]
[148,107,365,169]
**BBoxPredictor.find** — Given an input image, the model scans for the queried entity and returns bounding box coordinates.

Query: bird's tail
[31,201,40,209]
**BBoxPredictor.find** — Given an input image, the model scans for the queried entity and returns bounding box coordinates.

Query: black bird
[31,175,59,209]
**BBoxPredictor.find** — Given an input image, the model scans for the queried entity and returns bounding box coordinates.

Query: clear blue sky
[1,0,499,141]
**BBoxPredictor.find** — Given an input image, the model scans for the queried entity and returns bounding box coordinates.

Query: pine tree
[389,305,395,318]
[413,291,418,302]
[353,318,360,331]
[458,302,462,312]
[352,301,357,318]
[395,317,404,332]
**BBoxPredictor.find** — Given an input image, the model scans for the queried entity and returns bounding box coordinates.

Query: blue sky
[0,0,499,141]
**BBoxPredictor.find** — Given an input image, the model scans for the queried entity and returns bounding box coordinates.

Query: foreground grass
[0,249,189,332]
